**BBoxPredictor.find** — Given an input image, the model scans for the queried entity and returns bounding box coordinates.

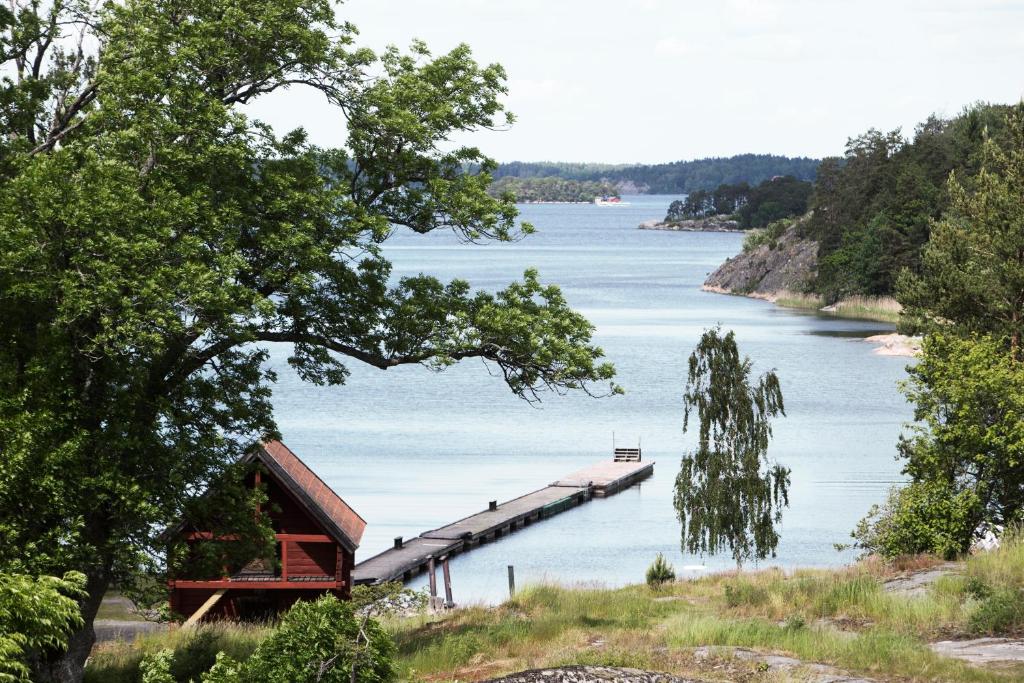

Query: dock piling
[507,565,515,597]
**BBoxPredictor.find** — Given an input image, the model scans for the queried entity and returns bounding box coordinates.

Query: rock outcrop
[702,218,817,298]
[639,216,741,232]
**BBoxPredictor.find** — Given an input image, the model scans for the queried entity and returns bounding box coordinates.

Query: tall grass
[773,290,824,310]
[85,622,269,683]
[825,295,902,323]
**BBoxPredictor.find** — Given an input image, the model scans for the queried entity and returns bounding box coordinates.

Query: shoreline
[639,218,743,233]
[701,285,919,356]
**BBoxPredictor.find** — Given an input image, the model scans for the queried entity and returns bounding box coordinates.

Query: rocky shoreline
[639,217,742,232]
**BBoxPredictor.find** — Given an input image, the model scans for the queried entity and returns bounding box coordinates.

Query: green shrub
[140,650,175,683]
[742,218,791,252]
[968,589,1024,635]
[645,553,676,588]
[0,572,86,682]
[851,481,979,559]
[237,595,394,682]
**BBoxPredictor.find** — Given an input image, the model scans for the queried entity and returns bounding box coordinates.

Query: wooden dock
[352,458,654,585]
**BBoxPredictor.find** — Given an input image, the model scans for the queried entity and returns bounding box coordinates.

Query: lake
[266,195,913,603]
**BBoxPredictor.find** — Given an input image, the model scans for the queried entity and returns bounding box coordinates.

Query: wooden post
[427,556,438,609]
[280,539,289,581]
[507,565,515,597]
[488,500,497,511]
[394,536,403,549]
[441,557,454,608]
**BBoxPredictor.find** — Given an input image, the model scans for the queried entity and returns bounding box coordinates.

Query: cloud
[654,38,698,56]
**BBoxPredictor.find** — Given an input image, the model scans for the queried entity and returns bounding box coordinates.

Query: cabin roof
[243,440,366,552]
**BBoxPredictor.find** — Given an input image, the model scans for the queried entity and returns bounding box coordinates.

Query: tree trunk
[31,570,109,683]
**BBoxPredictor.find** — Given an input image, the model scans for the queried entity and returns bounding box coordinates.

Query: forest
[487,176,619,203]
[805,103,1014,301]
[492,154,820,194]
[664,176,812,228]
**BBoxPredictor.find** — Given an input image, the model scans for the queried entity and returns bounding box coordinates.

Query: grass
[824,295,903,324]
[85,538,1024,682]
[85,622,269,683]
[773,290,825,310]
[770,292,903,324]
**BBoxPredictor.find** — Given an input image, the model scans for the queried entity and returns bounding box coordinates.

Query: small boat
[594,196,631,206]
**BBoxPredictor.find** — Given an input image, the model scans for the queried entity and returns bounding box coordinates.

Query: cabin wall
[286,541,337,577]
[264,478,322,534]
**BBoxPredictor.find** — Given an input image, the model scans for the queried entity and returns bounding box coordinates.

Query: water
[266,195,913,603]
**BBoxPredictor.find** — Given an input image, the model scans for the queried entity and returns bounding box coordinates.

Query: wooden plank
[420,487,587,541]
[182,589,226,627]
[352,458,655,585]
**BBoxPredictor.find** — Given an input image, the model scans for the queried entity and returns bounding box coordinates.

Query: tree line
[488,176,619,203]
[491,154,820,194]
[664,176,813,228]
[806,103,1014,301]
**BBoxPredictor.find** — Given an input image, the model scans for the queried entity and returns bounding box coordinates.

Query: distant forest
[665,176,813,229]
[488,177,618,203]
[492,154,820,194]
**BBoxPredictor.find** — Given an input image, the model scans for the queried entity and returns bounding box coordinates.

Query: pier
[352,458,654,585]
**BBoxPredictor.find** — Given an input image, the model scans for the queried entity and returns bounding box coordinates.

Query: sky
[247,0,1024,164]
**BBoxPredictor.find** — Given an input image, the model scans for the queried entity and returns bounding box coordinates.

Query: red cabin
[169,441,365,622]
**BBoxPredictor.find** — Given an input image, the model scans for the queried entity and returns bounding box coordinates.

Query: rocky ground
[701,219,817,296]
[863,333,921,357]
[639,216,741,232]
[485,667,701,682]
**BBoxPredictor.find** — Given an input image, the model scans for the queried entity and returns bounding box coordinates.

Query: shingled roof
[243,441,366,552]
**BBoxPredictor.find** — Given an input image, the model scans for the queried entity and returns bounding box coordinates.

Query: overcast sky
[248,0,1024,164]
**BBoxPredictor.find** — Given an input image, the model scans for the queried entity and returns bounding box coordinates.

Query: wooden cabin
[168,440,366,623]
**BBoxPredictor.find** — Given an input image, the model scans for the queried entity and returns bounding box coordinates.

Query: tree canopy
[808,103,1012,301]
[851,105,1024,559]
[492,154,820,194]
[0,1,617,679]
[664,176,811,229]
[488,176,618,203]
[674,328,789,567]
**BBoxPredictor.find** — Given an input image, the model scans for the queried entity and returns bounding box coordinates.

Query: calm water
[267,195,912,603]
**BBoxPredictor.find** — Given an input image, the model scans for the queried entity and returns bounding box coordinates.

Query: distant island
[487,176,619,203]
[639,175,811,232]
[492,153,820,194]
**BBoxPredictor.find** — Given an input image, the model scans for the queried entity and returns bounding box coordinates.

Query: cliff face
[702,218,817,298]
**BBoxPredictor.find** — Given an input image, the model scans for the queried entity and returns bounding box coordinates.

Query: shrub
[968,589,1024,635]
[851,481,979,559]
[238,595,394,683]
[140,650,175,683]
[0,572,85,682]
[645,553,676,588]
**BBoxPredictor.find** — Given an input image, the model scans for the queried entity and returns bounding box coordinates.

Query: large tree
[0,1,617,680]
[898,104,1024,359]
[674,327,789,569]
[873,104,1024,555]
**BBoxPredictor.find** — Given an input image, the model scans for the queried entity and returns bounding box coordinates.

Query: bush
[242,595,394,683]
[645,553,675,588]
[968,589,1024,635]
[851,481,980,560]
[0,572,85,682]
[742,218,791,252]
[135,596,394,683]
